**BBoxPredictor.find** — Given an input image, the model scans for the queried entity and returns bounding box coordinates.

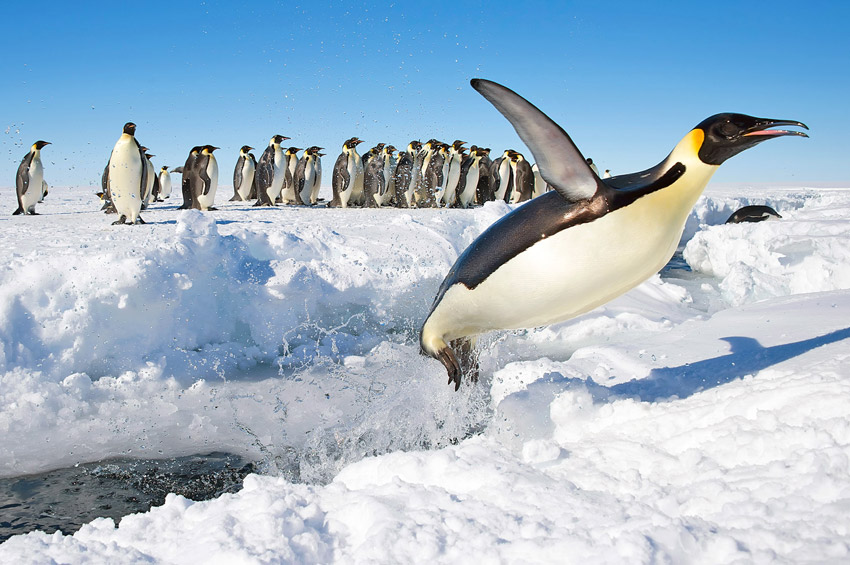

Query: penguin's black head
[273,134,290,144]
[696,113,808,165]
[123,122,136,135]
[288,147,302,154]
[33,140,51,150]
[204,145,219,152]
[240,145,253,152]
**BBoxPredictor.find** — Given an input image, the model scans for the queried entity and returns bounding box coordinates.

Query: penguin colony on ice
[10,79,807,391]
[12,127,564,220]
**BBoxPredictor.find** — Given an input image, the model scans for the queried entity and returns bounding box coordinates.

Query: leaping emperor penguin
[14,140,50,215]
[106,122,148,225]
[420,79,808,390]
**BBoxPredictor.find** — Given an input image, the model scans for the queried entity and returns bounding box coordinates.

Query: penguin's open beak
[743,119,809,138]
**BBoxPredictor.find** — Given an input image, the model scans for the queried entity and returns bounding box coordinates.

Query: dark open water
[0,453,255,542]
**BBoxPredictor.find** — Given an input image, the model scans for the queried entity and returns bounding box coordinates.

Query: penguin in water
[193,145,219,211]
[255,134,291,206]
[420,79,808,389]
[13,140,50,215]
[105,122,148,225]
[231,145,256,202]
[725,204,782,223]
[158,166,172,200]
[280,146,302,204]
[393,140,421,208]
[508,151,535,203]
[329,137,364,208]
[293,146,323,205]
[179,146,202,209]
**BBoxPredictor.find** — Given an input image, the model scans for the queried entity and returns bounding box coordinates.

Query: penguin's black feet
[453,338,480,384]
[436,346,462,391]
[12,208,23,215]
[207,206,218,211]
[111,215,127,225]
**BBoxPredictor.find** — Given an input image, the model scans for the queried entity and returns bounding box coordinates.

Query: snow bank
[1,185,850,563]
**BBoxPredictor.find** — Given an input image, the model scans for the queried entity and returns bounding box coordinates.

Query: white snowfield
[1,184,849,563]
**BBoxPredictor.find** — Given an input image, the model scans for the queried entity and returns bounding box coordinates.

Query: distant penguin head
[161,166,169,171]
[271,134,290,145]
[452,140,466,150]
[695,113,808,165]
[32,140,51,150]
[123,122,136,135]
[240,145,254,153]
[203,145,219,153]
[385,145,396,154]
[287,147,302,155]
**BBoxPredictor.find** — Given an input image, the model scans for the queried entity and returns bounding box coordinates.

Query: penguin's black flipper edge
[470,79,598,203]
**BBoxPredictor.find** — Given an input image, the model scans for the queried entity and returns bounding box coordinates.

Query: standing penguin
[416,139,443,207]
[456,148,484,208]
[393,140,421,208]
[476,147,493,203]
[280,146,302,204]
[490,150,514,202]
[328,137,364,208]
[362,148,386,208]
[141,149,156,209]
[105,122,147,225]
[310,151,324,205]
[374,145,397,206]
[231,145,256,201]
[193,145,219,211]
[293,146,322,205]
[438,140,466,207]
[254,134,290,206]
[509,151,535,203]
[158,166,172,200]
[13,140,50,215]
[420,79,808,389]
[531,163,551,199]
[179,146,202,209]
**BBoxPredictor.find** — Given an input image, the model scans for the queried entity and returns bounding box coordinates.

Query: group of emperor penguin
[326,137,557,209]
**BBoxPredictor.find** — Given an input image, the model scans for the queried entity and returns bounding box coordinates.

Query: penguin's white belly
[22,160,43,211]
[300,166,315,203]
[268,164,284,200]
[160,173,172,198]
[197,161,218,210]
[458,167,479,207]
[310,166,322,204]
[237,161,254,199]
[109,141,143,221]
[431,194,688,340]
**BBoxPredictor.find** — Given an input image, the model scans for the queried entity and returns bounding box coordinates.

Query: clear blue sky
[2,1,847,189]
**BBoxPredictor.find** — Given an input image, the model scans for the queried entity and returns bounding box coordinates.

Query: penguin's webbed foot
[12,208,24,215]
[435,346,462,391]
[111,215,127,226]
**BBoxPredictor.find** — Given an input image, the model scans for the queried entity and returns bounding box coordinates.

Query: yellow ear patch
[688,128,705,154]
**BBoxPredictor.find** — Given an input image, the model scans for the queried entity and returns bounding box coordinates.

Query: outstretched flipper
[470,79,599,203]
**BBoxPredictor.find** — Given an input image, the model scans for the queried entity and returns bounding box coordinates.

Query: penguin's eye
[718,122,738,138]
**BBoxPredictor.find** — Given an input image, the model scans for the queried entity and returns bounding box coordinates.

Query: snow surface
[1,183,850,563]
